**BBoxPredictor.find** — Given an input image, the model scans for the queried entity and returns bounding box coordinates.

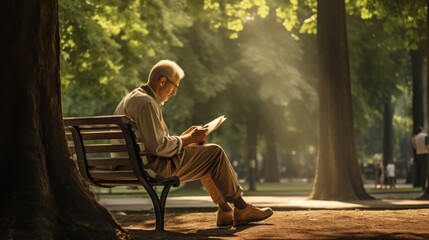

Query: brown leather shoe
[233,204,273,227]
[216,209,233,227]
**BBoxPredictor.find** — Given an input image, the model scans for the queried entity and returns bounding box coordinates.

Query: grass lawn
[92,181,422,199]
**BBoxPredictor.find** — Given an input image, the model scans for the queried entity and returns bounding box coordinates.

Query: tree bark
[0,1,130,239]
[410,46,426,188]
[382,101,394,167]
[309,0,373,200]
[264,133,280,182]
[421,0,429,199]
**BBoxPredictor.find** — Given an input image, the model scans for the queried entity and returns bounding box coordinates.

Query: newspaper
[203,115,227,134]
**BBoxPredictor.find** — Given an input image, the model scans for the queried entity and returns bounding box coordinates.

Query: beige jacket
[113,85,183,160]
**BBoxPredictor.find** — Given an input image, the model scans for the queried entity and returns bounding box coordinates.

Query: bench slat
[90,180,141,186]
[71,125,121,130]
[84,144,128,153]
[87,157,132,167]
[66,131,124,140]
[64,115,133,126]
[89,169,137,180]
[67,144,129,154]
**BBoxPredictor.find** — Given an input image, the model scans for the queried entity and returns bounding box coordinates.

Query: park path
[106,189,429,239]
[115,209,429,239]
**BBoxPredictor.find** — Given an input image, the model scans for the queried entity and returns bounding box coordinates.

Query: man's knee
[205,143,225,154]
[203,144,229,164]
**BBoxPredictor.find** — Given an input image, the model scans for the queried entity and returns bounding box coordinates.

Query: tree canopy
[59,0,427,186]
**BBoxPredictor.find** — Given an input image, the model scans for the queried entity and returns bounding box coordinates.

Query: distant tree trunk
[382,100,394,167]
[410,46,426,188]
[247,110,258,191]
[264,133,280,182]
[0,1,129,239]
[309,0,373,200]
[422,0,429,199]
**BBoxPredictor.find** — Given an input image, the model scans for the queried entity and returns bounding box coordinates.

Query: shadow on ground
[115,209,429,240]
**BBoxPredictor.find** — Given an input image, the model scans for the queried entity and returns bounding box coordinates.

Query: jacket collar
[140,84,163,106]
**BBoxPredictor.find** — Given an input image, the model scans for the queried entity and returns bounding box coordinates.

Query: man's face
[160,76,180,102]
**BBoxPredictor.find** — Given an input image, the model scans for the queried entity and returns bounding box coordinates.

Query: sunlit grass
[365,187,421,194]
[92,181,422,199]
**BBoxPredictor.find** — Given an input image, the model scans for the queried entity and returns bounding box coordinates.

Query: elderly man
[114,59,273,227]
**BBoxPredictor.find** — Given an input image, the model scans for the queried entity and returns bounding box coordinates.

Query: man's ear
[159,77,167,86]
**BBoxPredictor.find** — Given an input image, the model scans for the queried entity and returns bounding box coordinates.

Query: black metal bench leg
[145,186,165,231]
[148,183,173,231]
[154,184,173,231]
[160,184,172,210]
[154,202,165,232]
[159,184,173,227]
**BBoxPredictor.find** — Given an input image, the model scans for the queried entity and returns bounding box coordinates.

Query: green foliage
[349,0,427,50]
[345,1,421,164]
[162,20,241,134]
[59,0,426,180]
[234,15,318,152]
[275,0,317,35]
[348,15,410,133]
[271,0,423,166]
[202,0,270,38]
[59,0,192,116]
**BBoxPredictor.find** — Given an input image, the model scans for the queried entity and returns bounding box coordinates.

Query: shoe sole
[233,211,274,227]
[217,223,233,228]
[216,220,233,228]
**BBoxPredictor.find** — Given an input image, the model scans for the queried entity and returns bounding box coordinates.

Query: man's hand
[180,126,208,147]
[180,126,199,136]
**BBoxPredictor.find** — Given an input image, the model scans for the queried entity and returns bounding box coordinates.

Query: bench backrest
[64,115,154,188]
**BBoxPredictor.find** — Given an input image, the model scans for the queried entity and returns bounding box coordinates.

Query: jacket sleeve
[126,98,182,157]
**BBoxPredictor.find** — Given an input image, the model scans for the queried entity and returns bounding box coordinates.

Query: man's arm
[127,98,184,157]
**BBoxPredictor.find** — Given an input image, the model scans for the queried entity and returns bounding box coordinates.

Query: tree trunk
[382,101,394,167]
[410,46,426,188]
[309,0,373,200]
[422,0,429,199]
[247,110,258,191]
[264,133,280,182]
[0,1,130,239]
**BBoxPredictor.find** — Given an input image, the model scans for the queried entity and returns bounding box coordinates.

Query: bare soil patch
[114,209,429,239]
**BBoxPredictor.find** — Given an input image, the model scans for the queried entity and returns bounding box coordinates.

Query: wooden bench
[63,115,180,231]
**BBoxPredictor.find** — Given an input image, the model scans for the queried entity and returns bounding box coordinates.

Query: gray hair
[148,59,184,83]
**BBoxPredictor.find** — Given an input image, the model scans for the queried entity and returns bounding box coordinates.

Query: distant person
[374,162,384,189]
[385,161,396,189]
[411,127,429,190]
[113,60,273,227]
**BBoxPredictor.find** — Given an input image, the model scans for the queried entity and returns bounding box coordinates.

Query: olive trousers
[147,143,243,204]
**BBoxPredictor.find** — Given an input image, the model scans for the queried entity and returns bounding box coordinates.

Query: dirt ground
[114,209,429,239]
